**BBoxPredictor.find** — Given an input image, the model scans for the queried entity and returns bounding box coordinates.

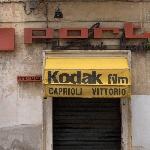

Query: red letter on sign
[59,28,88,39]
[0,28,15,51]
[124,22,150,39]
[24,28,53,44]
[94,28,120,38]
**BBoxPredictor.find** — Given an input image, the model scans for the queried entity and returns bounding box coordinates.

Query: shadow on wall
[0,139,36,150]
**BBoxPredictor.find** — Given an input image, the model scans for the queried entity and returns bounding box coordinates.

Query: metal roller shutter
[53,98,121,150]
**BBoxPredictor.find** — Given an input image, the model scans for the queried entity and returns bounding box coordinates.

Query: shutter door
[53,98,121,150]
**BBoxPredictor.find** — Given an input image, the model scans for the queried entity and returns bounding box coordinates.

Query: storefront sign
[17,76,42,82]
[1,22,150,51]
[0,28,15,51]
[44,85,130,98]
[24,23,150,44]
[46,70,129,85]
[43,57,131,98]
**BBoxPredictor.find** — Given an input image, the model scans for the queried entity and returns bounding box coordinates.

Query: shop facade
[42,50,132,150]
[0,1,150,150]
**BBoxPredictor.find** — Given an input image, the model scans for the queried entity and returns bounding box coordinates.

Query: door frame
[42,50,132,150]
[42,97,132,150]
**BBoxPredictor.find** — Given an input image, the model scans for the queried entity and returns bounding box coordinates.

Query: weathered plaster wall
[0,1,150,149]
[0,2,46,149]
[0,125,42,150]
[131,95,150,150]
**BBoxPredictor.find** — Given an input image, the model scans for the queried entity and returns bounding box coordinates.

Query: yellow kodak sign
[43,57,131,98]
[44,85,131,98]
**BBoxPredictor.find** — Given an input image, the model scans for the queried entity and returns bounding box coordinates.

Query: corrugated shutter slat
[53,98,121,150]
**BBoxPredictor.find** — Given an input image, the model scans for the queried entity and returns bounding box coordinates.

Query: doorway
[53,98,121,150]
